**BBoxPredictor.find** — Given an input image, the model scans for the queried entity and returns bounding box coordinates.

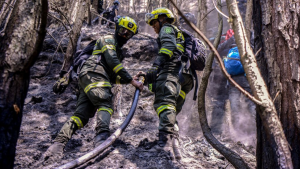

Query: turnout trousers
[153,73,194,134]
[54,67,113,144]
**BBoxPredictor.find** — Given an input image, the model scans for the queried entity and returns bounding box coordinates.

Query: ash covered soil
[14,24,256,169]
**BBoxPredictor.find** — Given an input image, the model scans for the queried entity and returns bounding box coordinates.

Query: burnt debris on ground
[14,23,256,169]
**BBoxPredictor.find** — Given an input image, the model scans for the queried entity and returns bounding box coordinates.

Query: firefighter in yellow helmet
[143,8,194,160]
[44,16,143,159]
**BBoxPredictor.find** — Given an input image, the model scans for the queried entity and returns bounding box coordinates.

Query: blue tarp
[223,47,245,76]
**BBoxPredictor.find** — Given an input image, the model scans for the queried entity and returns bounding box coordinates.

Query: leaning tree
[0,0,48,168]
[253,0,300,168]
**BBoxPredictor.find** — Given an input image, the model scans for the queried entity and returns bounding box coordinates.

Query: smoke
[226,87,256,146]
[177,87,202,138]
[177,71,257,147]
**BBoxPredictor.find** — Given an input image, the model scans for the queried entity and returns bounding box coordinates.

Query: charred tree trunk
[87,0,91,25]
[253,0,300,168]
[197,0,207,37]
[0,0,48,168]
[61,0,86,72]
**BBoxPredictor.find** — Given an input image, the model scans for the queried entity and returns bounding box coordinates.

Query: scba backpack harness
[171,25,207,100]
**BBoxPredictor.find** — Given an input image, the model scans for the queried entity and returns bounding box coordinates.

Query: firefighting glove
[146,66,159,92]
[53,71,70,94]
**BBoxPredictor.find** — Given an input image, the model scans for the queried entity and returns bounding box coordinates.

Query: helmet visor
[118,27,134,39]
[145,13,155,25]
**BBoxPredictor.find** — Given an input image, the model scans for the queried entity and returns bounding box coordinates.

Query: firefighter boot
[154,132,175,160]
[94,131,110,147]
[173,136,182,160]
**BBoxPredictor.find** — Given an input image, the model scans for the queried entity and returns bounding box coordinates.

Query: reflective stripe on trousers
[84,81,112,93]
[97,107,113,115]
[71,116,84,129]
[179,90,186,99]
[156,104,176,116]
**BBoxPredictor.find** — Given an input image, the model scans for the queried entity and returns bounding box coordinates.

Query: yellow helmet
[145,7,175,25]
[117,16,138,34]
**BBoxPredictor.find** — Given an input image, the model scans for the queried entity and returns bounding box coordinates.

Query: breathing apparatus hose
[55,77,145,169]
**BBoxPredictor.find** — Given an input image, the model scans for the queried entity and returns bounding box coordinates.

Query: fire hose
[55,77,145,169]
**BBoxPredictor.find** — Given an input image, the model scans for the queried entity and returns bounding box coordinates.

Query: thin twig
[168,0,263,106]
[254,47,262,57]
[90,9,155,39]
[50,3,72,28]
[201,5,228,22]
[47,13,75,52]
[47,13,70,32]
[91,9,115,24]
[46,31,65,55]
[43,33,67,77]
[183,137,192,148]
[272,91,280,102]
[212,0,229,19]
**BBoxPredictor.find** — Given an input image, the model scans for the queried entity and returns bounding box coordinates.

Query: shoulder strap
[191,69,198,101]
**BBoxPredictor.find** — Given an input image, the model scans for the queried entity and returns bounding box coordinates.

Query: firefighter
[144,8,194,160]
[106,0,120,28]
[44,16,143,159]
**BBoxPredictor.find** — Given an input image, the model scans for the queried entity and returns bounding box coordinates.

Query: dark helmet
[113,0,120,5]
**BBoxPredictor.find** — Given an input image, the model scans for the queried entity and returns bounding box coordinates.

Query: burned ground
[14,23,256,169]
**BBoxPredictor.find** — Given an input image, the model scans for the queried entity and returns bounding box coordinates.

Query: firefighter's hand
[133,71,146,80]
[130,79,144,91]
[53,75,69,94]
